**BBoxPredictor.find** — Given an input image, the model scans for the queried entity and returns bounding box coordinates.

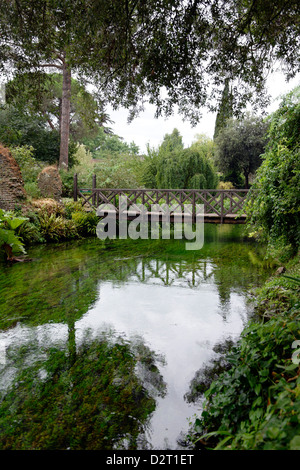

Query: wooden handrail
[73,175,251,224]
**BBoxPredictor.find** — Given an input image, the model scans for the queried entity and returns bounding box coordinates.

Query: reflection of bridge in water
[103,255,249,321]
[123,257,214,289]
[74,174,250,224]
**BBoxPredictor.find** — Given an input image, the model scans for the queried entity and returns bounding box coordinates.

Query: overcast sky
[107,72,299,154]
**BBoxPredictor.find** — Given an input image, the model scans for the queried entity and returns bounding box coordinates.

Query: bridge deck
[95,209,246,224]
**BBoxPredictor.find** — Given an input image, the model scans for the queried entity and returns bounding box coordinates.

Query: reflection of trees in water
[184,338,235,404]
[0,238,270,331]
[0,329,166,450]
[180,338,236,449]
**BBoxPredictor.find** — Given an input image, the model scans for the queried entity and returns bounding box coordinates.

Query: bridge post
[92,174,97,206]
[192,191,196,223]
[220,191,224,224]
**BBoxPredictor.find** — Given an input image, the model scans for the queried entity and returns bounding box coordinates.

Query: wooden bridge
[73,174,249,224]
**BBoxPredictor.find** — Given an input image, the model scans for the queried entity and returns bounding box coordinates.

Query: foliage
[6,72,109,143]
[61,151,144,198]
[214,113,269,188]
[245,87,300,258]
[0,105,60,163]
[37,212,78,242]
[0,209,28,260]
[190,134,215,163]
[141,129,218,189]
[15,199,99,245]
[10,145,44,183]
[217,181,235,190]
[189,257,300,450]
[82,126,139,158]
[192,304,300,448]
[213,78,233,140]
[1,0,299,141]
[155,149,218,190]
[63,200,99,236]
[26,200,98,242]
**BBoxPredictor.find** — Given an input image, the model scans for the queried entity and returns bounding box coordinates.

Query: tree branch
[39,63,63,70]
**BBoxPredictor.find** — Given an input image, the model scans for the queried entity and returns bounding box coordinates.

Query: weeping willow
[156,148,218,189]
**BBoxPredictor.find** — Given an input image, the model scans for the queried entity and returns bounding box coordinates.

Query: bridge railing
[73,174,250,223]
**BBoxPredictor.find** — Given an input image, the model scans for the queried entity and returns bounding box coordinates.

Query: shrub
[192,305,300,450]
[217,181,235,190]
[24,182,41,199]
[38,212,78,242]
[71,211,99,236]
[10,145,45,184]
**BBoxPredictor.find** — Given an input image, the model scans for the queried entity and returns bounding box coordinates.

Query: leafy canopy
[1,1,299,124]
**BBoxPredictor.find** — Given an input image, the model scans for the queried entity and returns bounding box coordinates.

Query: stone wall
[37,165,62,201]
[0,145,26,210]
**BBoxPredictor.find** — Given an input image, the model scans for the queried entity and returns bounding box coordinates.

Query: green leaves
[146,128,218,190]
[0,209,28,259]
[245,86,300,258]
[191,285,300,450]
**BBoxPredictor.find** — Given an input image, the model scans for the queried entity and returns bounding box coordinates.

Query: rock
[275,266,286,275]
[37,165,62,201]
[0,144,27,210]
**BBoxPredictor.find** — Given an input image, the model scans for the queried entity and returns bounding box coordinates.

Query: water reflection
[0,329,166,450]
[0,226,273,449]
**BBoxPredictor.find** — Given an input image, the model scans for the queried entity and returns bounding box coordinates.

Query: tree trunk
[59,62,71,170]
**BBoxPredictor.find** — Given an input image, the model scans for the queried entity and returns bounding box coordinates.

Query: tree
[190,134,215,163]
[214,114,269,188]
[1,1,299,169]
[154,129,218,189]
[1,0,156,168]
[81,127,139,158]
[5,72,110,143]
[156,147,218,189]
[213,78,233,140]
[0,105,61,164]
[158,128,184,154]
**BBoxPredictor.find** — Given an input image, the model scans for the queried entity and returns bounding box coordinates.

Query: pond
[0,224,273,450]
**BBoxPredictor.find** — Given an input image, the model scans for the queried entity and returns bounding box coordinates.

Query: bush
[38,212,78,242]
[10,145,45,182]
[71,211,98,236]
[192,306,300,450]
[24,182,41,199]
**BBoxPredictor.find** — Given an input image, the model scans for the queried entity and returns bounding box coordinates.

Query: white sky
[107,72,300,154]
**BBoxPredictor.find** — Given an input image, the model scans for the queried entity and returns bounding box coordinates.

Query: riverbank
[189,252,300,450]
